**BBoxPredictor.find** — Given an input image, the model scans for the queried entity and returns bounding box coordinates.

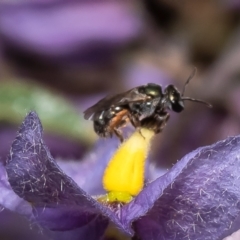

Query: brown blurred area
[0,1,238,94]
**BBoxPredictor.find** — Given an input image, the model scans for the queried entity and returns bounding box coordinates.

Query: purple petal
[223,229,240,240]
[0,127,85,161]
[57,127,133,195]
[0,1,141,57]
[0,162,32,216]
[4,111,137,238]
[0,209,47,240]
[57,138,118,195]
[124,136,240,239]
[5,111,109,233]
[44,215,108,240]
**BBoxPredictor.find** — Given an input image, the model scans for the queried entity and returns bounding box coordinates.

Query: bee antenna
[182,97,212,108]
[181,67,197,97]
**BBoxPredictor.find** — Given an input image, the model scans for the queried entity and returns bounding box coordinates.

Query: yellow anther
[102,128,154,198]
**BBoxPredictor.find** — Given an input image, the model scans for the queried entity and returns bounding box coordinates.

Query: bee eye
[169,93,176,102]
[164,85,184,112]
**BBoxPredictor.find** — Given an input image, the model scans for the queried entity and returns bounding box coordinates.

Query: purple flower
[0,1,142,61]
[0,1,143,94]
[1,111,240,239]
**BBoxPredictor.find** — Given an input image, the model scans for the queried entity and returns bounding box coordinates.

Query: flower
[1,111,240,240]
[0,1,141,59]
[0,1,143,95]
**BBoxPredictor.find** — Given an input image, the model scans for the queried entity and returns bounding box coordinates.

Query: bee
[84,83,164,142]
[84,68,211,142]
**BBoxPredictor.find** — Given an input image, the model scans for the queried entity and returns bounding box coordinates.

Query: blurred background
[0,0,240,239]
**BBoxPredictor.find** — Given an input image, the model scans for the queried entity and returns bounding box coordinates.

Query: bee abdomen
[93,121,111,138]
[93,110,114,138]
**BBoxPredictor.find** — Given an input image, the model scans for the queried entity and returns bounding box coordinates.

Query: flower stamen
[102,128,154,203]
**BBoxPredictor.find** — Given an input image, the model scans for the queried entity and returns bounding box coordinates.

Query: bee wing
[83,87,147,120]
[83,94,117,120]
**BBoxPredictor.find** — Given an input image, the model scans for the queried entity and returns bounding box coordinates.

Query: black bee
[84,68,211,142]
[84,83,162,142]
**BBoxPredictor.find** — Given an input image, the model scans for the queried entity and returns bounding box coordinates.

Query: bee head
[164,68,212,113]
[164,85,184,112]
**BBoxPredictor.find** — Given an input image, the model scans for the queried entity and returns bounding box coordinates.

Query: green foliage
[0,81,94,143]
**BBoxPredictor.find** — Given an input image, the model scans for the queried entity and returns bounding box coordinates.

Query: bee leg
[155,113,170,133]
[113,128,124,143]
[109,131,113,138]
[129,115,145,139]
[128,113,138,127]
[132,121,145,139]
[137,127,145,140]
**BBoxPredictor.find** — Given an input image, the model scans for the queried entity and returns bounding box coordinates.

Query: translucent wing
[83,87,148,120]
